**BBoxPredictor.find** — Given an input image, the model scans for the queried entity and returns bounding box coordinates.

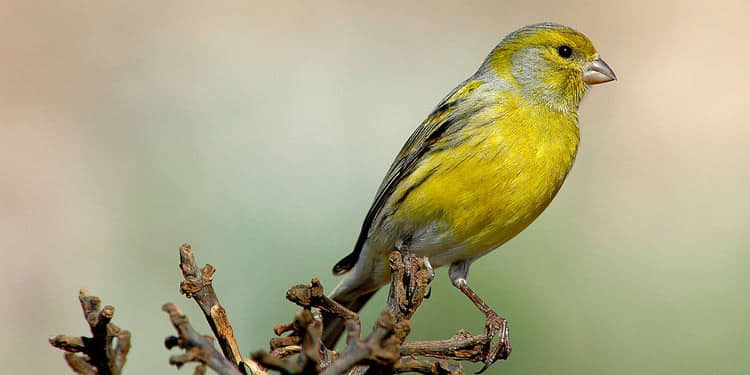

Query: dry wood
[52,243,511,375]
[393,357,462,375]
[49,290,131,375]
[178,245,244,370]
[400,331,489,362]
[260,247,509,375]
[163,302,242,375]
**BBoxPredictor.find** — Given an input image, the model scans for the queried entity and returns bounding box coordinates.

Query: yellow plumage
[322,23,616,357]
[390,90,579,266]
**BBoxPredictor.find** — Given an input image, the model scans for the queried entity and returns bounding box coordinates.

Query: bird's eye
[557,45,573,58]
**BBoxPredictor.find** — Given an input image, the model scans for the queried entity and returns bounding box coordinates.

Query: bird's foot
[477,311,511,374]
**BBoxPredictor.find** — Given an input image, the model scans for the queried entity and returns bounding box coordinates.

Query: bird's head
[483,23,616,112]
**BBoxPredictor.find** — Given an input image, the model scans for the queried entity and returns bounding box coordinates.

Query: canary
[322,23,616,370]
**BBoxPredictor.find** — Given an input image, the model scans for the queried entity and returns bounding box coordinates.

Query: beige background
[1,1,747,374]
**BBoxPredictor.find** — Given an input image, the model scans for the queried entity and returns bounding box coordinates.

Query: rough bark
[51,243,509,375]
[177,243,266,375]
[49,290,132,375]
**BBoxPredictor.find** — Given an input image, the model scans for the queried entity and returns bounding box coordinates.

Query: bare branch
[401,330,489,362]
[64,352,97,375]
[262,249,502,375]
[178,243,267,375]
[163,302,243,375]
[318,249,430,375]
[50,244,508,375]
[394,357,462,375]
[49,290,131,375]
[320,312,400,375]
[286,278,358,321]
[252,308,324,375]
[386,249,432,323]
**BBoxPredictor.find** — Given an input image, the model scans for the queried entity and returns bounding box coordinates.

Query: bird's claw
[476,311,511,374]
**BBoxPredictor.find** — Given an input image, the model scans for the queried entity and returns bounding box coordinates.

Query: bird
[322,22,616,370]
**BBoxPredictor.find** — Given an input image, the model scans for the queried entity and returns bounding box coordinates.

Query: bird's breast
[387,104,580,262]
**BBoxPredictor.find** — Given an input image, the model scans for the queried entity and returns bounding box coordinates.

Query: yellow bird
[322,23,616,369]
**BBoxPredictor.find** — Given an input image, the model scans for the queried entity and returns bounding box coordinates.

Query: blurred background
[1,0,748,374]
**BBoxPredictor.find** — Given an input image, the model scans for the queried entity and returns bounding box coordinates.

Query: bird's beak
[582,58,617,85]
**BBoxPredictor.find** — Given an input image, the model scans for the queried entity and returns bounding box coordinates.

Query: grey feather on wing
[335,77,493,271]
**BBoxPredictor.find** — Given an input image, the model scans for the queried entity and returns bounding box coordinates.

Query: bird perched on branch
[323,22,616,371]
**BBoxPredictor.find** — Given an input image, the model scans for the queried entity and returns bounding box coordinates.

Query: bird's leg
[423,258,435,299]
[449,261,511,372]
[424,257,435,283]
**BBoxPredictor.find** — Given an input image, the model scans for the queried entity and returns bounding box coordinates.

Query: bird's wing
[333,79,491,275]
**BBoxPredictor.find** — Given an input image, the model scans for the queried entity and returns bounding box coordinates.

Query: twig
[254,279,346,374]
[386,249,432,323]
[320,312,400,375]
[320,249,429,375]
[178,243,265,375]
[400,330,489,362]
[393,357,462,375]
[163,302,243,375]
[262,249,508,375]
[285,278,359,321]
[49,290,132,375]
[252,309,323,375]
[256,250,439,375]
[269,346,302,359]
[51,244,503,375]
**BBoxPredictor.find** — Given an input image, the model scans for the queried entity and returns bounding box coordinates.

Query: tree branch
[258,249,431,375]
[393,357,462,375]
[320,312,401,375]
[163,302,243,375]
[178,243,266,375]
[258,248,508,375]
[49,290,131,375]
[400,331,489,362]
[51,244,509,375]
[253,278,350,374]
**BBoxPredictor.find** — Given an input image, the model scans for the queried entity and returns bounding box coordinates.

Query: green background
[1,1,747,374]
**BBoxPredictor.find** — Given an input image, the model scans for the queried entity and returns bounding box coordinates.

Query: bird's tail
[321,290,377,349]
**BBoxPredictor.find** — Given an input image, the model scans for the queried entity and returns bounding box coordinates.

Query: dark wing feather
[332,79,487,275]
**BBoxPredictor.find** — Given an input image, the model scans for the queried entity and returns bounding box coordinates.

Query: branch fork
[52,244,509,375]
[49,290,131,375]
